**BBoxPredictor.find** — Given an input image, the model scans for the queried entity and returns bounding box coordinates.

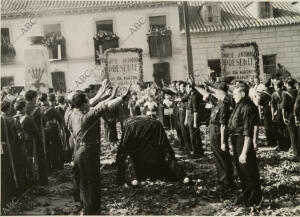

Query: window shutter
[212,4,219,24]
[149,16,166,26]
[259,2,271,18]
[96,20,113,33]
[265,3,270,18]
[259,3,265,18]
[43,24,61,37]
[51,71,66,92]
[1,76,14,87]
[203,3,221,24]
[263,55,276,74]
[204,6,208,23]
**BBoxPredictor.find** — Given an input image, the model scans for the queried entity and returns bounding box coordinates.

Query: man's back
[25,102,42,131]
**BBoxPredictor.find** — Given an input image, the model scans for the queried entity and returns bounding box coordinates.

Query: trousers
[286,124,300,158]
[231,135,262,206]
[34,138,48,185]
[209,124,234,187]
[104,120,118,143]
[262,108,276,146]
[275,119,290,150]
[188,116,203,155]
[179,109,191,152]
[74,145,100,214]
[45,128,64,173]
[174,107,183,147]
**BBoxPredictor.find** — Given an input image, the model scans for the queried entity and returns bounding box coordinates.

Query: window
[147,15,171,58]
[94,20,119,64]
[260,2,272,18]
[43,24,61,37]
[43,24,66,59]
[1,28,16,64]
[208,59,221,82]
[153,62,170,87]
[51,71,66,92]
[207,6,213,22]
[203,3,221,25]
[1,76,14,88]
[1,28,10,44]
[149,16,166,30]
[96,20,113,33]
[263,55,276,74]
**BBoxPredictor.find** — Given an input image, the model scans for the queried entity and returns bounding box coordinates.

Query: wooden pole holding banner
[183,1,194,80]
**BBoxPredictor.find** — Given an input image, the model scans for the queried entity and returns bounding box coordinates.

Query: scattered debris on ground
[7,127,300,216]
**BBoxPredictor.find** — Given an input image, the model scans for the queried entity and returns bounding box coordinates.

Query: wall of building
[1,4,187,90]
[180,24,300,81]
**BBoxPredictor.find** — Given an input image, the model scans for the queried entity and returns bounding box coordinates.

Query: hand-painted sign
[221,42,259,81]
[102,48,143,94]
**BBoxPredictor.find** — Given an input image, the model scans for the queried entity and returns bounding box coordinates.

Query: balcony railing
[42,34,66,60]
[1,38,16,65]
[48,44,66,60]
[147,30,172,58]
[93,32,119,64]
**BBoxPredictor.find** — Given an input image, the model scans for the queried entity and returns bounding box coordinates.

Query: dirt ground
[5,126,300,216]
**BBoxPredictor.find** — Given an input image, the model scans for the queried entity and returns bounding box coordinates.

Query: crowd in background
[1,79,132,214]
[1,69,300,213]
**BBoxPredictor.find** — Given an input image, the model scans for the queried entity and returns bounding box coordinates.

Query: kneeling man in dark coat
[116,116,189,186]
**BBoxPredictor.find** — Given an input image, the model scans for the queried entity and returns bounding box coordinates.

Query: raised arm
[96,84,131,110]
[89,79,110,106]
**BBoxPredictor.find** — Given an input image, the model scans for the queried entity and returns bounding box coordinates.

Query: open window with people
[147,15,172,58]
[1,28,15,64]
[93,20,119,64]
[42,24,66,60]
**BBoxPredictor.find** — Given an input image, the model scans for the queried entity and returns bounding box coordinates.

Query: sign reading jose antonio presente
[221,42,260,81]
[102,48,143,94]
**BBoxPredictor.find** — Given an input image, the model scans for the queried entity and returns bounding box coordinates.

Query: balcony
[147,29,172,58]
[1,39,16,65]
[42,34,66,60]
[93,31,119,64]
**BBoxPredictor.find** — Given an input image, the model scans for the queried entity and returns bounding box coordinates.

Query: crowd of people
[1,70,300,214]
[1,80,131,214]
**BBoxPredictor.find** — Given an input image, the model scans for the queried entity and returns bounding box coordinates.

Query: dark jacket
[229,97,256,137]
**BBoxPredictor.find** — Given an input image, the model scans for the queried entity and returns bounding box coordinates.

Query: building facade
[1,1,300,91]
[178,1,300,81]
[1,1,185,90]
